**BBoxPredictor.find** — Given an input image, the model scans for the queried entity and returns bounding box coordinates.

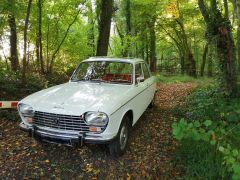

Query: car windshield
[71,61,133,85]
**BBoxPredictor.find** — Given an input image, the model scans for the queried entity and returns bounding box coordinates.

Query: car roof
[82,57,145,64]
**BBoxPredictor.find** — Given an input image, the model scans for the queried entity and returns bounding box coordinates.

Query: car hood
[21,82,133,116]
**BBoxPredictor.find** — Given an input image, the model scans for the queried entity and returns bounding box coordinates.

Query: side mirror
[136,77,144,84]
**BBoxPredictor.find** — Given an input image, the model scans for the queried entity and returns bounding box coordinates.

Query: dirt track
[0,83,195,179]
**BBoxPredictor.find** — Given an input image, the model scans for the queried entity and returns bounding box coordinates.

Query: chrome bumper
[20,122,114,146]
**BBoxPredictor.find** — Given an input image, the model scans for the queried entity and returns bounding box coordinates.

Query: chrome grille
[33,111,91,132]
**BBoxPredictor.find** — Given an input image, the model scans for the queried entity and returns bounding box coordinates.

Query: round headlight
[84,112,109,126]
[18,104,35,117]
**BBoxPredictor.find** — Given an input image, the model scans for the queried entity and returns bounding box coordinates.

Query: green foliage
[172,86,240,178]
[0,69,47,100]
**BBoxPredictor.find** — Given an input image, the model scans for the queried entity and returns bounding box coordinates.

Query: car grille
[33,111,98,133]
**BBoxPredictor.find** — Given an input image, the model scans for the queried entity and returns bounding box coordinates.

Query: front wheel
[108,116,130,157]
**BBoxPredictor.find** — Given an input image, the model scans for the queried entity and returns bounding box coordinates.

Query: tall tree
[124,0,131,57]
[22,0,32,83]
[198,0,238,96]
[148,18,157,72]
[7,0,19,72]
[87,0,95,56]
[36,0,44,74]
[8,13,19,71]
[200,41,209,76]
[96,0,113,56]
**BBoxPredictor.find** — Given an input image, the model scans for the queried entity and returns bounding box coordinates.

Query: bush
[0,69,69,120]
[0,69,48,100]
[185,86,224,121]
[44,71,69,87]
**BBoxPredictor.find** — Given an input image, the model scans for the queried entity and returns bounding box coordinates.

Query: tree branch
[198,0,210,24]
[50,1,87,71]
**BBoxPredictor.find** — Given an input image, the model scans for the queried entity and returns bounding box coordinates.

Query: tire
[108,115,130,157]
[148,92,156,108]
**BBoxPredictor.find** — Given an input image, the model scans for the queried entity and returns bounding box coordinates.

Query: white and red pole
[0,101,18,109]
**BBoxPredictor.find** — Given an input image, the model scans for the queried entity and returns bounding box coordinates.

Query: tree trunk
[87,0,95,56]
[126,0,131,35]
[124,0,131,57]
[238,25,240,72]
[180,55,184,75]
[37,0,44,74]
[217,26,237,96]
[185,52,197,77]
[96,0,113,56]
[207,52,213,77]
[8,14,19,71]
[22,0,32,83]
[145,33,149,64]
[36,34,40,71]
[141,40,145,60]
[149,20,157,72]
[200,42,209,76]
[234,0,240,72]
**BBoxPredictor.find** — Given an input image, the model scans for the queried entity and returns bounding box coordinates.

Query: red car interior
[102,74,132,83]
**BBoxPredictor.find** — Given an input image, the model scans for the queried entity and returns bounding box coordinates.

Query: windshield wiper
[71,79,110,83]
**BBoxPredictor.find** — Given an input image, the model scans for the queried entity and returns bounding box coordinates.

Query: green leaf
[227,113,239,123]
[232,149,239,157]
[172,123,184,140]
[218,146,224,153]
[203,120,212,127]
[210,140,216,145]
[232,163,240,179]
[193,121,201,128]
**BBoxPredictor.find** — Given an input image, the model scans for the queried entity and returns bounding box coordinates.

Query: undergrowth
[172,84,240,178]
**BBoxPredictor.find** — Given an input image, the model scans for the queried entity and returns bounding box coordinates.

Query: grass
[156,74,215,85]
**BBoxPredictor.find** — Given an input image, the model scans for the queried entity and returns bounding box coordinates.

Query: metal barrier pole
[0,101,18,108]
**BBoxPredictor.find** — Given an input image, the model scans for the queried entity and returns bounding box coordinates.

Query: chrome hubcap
[119,125,128,150]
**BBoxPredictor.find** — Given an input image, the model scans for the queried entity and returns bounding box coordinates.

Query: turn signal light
[89,126,101,132]
[89,126,97,132]
[26,117,33,124]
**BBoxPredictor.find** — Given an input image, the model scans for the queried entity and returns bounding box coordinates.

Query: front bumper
[20,122,115,146]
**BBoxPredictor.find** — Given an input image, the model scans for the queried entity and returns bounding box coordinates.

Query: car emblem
[53,105,64,109]
[54,118,60,125]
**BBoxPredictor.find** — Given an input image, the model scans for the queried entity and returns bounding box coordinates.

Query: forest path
[0,83,196,179]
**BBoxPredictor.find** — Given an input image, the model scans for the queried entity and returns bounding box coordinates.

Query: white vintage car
[18,57,156,156]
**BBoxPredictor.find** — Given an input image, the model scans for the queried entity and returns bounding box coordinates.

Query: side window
[142,63,150,80]
[135,64,143,81]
